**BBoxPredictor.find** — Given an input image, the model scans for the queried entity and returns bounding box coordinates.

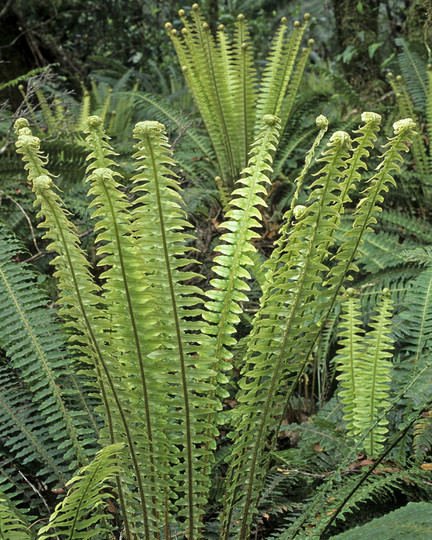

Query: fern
[38,443,123,540]
[0,223,96,469]
[166,5,311,191]
[329,501,432,539]
[337,290,394,456]
[220,116,417,538]
[0,495,31,540]
[10,110,417,538]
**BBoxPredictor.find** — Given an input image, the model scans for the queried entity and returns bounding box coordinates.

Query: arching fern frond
[0,224,95,470]
[329,501,432,539]
[38,443,123,540]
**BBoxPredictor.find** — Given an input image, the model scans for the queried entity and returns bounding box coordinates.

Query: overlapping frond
[38,443,123,540]
[337,291,394,456]
[220,115,417,538]
[204,115,281,384]
[0,496,31,540]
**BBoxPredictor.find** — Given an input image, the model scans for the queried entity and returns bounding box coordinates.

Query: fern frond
[0,224,95,469]
[84,116,173,535]
[14,118,140,538]
[396,37,428,109]
[398,259,432,375]
[0,496,31,540]
[329,501,432,539]
[343,291,394,457]
[427,64,432,169]
[131,120,217,538]
[256,15,309,125]
[204,115,281,385]
[336,291,365,440]
[221,128,354,539]
[38,443,123,540]
[231,14,258,170]
[131,90,214,162]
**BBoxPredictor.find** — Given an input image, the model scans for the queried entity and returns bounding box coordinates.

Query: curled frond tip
[133,121,166,138]
[393,118,416,134]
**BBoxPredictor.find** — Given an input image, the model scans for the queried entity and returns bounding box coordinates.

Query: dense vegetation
[1,0,432,538]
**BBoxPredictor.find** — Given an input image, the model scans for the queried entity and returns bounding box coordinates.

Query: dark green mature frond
[330,501,432,539]
[300,470,406,538]
[395,37,428,110]
[398,259,432,375]
[131,91,214,160]
[0,224,96,469]
[38,443,123,540]
[379,209,432,244]
[427,65,432,170]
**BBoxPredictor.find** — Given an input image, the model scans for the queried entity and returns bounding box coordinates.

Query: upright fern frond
[204,115,281,385]
[131,120,217,538]
[221,128,354,539]
[337,290,394,456]
[14,118,143,538]
[336,290,365,440]
[387,66,431,193]
[231,14,258,168]
[84,116,171,535]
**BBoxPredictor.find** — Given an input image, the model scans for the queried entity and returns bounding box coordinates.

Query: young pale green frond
[221,129,354,539]
[167,6,309,191]
[325,116,417,296]
[84,116,174,536]
[38,444,123,540]
[167,7,238,188]
[131,120,217,539]
[231,14,258,170]
[14,119,140,538]
[256,15,309,123]
[279,39,314,134]
[204,114,281,382]
[336,290,365,439]
[354,291,394,456]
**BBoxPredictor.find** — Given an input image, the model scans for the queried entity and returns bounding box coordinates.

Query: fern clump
[7,111,419,538]
[166,5,313,191]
